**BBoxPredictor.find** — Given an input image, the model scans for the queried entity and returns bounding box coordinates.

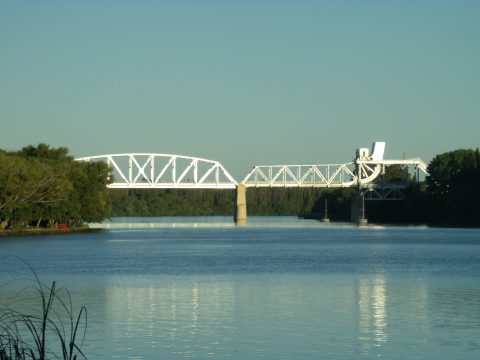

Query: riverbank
[0,226,103,237]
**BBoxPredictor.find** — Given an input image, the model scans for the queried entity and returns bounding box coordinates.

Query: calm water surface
[1,217,480,359]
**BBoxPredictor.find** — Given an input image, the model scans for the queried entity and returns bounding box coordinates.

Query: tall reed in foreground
[0,260,88,360]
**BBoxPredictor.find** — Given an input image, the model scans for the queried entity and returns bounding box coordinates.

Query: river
[1,217,480,359]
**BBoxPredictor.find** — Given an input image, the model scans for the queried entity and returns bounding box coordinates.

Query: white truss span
[242,160,428,188]
[242,142,428,188]
[243,163,357,188]
[76,153,237,189]
[75,143,429,192]
[242,162,379,188]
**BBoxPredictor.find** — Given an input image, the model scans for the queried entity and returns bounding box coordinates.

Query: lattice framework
[76,153,237,189]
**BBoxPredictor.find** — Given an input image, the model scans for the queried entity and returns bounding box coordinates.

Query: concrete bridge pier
[234,184,247,224]
[351,188,368,226]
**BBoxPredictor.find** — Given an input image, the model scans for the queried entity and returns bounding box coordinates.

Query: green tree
[67,161,111,224]
[0,144,112,229]
[0,153,71,228]
[426,149,480,226]
[17,143,71,161]
[384,164,410,182]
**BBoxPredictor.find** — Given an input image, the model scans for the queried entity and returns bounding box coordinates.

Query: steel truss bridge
[243,159,428,200]
[76,142,428,201]
[75,153,238,189]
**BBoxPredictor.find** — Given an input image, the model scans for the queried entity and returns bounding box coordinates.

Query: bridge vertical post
[358,189,368,226]
[234,184,247,224]
[353,161,368,226]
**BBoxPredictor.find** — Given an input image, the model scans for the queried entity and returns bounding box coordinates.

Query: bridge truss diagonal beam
[75,153,237,189]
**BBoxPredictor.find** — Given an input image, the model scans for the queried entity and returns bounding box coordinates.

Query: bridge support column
[351,188,368,226]
[234,184,247,224]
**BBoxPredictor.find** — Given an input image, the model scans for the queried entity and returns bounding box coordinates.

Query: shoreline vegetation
[0,226,103,237]
[1,144,480,232]
[0,144,110,232]
[0,258,88,359]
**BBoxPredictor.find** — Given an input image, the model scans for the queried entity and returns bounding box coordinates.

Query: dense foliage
[365,149,480,226]
[426,149,480,226]
[109,188,235,216]
[0,144,111,230]
[109,187,356,220]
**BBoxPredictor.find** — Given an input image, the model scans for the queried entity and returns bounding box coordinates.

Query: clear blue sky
[1,0,479,178]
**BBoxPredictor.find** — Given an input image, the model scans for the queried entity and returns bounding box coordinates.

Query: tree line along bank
[1,144,479,230]
[0,144,110,230]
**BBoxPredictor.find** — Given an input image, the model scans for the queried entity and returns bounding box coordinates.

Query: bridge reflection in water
[95,274,431,358]
[358,276,388,354]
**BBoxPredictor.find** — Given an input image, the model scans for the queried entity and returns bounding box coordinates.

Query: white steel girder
[75,153,237,189]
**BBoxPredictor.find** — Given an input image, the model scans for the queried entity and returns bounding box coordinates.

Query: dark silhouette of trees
[362,149,480,227]
[425,149,480,226]
[108,187,356,220]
